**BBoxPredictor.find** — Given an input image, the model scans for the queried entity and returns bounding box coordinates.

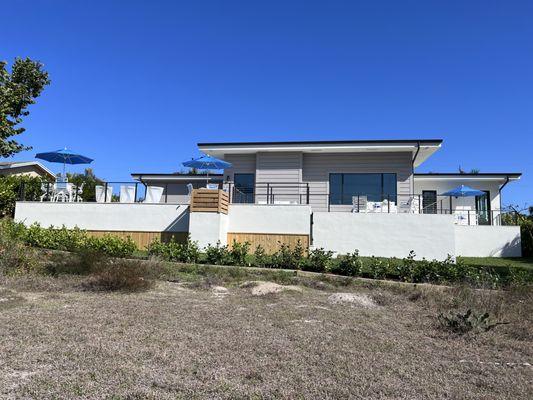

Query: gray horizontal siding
[303,152,413,212]
[256,152,302,203]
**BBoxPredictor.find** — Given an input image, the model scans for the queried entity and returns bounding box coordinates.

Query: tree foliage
[66,168,104,202]
[0,57,50,157]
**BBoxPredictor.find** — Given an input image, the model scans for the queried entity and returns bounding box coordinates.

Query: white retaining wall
[455,226,522,257]
[312,212,456,260]
[228,205,311,234]
[14,202,190,232]
[189,212,229,249]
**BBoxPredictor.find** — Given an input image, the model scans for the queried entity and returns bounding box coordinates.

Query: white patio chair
[53,181,72,202]
[382,200,398,213]
[40,182,54,202]
[144,186,164,203]
[454,206,478,226]
[120,185,136,203]
[95,185,113,203]
[187,183,194,197]
[73,183,84,202]
[352,195,367,213]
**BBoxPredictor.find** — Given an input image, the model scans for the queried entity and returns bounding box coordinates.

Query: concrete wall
[189,212,229,249]
[312,212,456,260]
[228,204,311,234]
[455,226,522,257]
[14,202,190,232]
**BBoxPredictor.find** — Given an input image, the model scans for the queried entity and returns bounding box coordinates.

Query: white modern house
[14,138,523,259]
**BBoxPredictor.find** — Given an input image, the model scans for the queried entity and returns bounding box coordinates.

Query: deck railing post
[104,182,108,202]
[306,183,310,205]
[134,182,138,203]
[387,195,390,213]
[165,183,168,203]
[418,195,421,214]
[267,183,270,204]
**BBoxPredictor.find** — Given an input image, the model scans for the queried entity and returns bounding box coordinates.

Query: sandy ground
[0,278,531,399]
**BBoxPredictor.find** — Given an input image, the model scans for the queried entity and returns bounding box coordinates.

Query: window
[422,190,437,214]
[329,173,397,204]
[475,191,491,225]
[233,173,255,203]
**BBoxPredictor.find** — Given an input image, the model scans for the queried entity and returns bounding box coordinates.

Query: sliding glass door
[329,173,397,204]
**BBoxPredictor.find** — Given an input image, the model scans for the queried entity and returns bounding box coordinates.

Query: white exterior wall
[228,205,311,234]
[414,178,502,213]
[188,212,229,249]
[14,202,190,232]
[313,212,456,260]
[455,226,521,257]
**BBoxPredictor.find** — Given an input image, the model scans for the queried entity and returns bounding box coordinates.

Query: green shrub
[252,245,269,268]
[271,241,305,269]
[0,226,39,275]
[437,309,506,334]
[0,175,44,217]
[228,240,250,266]
[147,237,199,263]
[330,251,363,276]
[83,234,137,258]
[302,248,333,273]
[205,241,231,265]
[1,221,137,258]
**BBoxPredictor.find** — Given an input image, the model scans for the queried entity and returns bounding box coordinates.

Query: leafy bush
[437,309,506,334]
[520,219,533,257]
[81,259,153,292]
[0,175,44,217]
[302,248,333,272]
[252,245,269,268]
[0,225,39,275]
[205,241,231,265]
[228,240,250,266]
[270,241,305,269]
[330,251,363,276]
[0,220,137,257]
[147,237,199,263]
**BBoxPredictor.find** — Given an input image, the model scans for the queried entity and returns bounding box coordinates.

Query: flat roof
[414,172,521,182]
[131,173,223,182]
[198,139,443,168]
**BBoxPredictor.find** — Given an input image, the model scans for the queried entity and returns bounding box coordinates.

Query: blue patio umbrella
[36,148,93,177]
[442,185,485,197]
[182,154,232,184]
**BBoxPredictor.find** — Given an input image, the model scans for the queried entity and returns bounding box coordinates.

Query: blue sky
[3,0,532,206]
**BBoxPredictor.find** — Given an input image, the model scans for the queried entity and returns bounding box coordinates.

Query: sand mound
[242,281,302,296]
[328,293,377,308]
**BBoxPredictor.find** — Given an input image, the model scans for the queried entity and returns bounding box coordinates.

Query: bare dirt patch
[328,292,378,308]
[243,280,303,296]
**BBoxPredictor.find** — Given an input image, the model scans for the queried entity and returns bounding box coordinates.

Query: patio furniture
[382,199,398,213]
[40,182,54,202]
[120,185,136,203]
[73,183,84,202]
[187,183,194,198]
[144,186,164,203]
[454,206,478,226]
[206,183,219,190]
[352,195,367,213]
[95,185,113,203]
[53,181,73,202]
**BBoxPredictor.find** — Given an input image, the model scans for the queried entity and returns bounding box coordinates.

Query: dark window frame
[328,172,397,205]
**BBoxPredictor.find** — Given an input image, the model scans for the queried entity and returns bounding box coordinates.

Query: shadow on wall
[493,237,522,257]
[164,205,190,232]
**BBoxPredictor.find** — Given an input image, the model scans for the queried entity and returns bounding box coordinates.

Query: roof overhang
[0,161,56,180]
[131,173,223,182]
[414,173,521,183]
[198,139,443,168]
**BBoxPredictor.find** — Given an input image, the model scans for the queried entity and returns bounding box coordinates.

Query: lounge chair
[95,185,113,203]
[144,186,164,203]
[351,195,367,213]
[120,185,136,203]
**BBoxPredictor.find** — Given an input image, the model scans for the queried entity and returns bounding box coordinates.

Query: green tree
[0,57,50,158]
[67,168,104,202]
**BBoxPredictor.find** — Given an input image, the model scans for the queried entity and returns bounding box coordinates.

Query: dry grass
[0,273,531,399]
